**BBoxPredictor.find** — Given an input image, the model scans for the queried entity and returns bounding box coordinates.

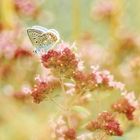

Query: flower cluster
[112,98,135,120]
[0,30,34,82]
[73,66,125,94]
[41,43,126,95]
[87,111,123,136]
[112,91,138,120]
[122,91,138,108]
[42,43,78,77]
[91,66,125,91]
[50,116,76,140]
[0,30,32,59]
[31,76,59,103]
[30,42,139,139]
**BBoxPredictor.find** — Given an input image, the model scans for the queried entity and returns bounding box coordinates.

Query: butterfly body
[27,26,60,54]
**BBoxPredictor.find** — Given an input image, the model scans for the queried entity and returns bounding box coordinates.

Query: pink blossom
[50,116,76,140]
[124,91,138,108]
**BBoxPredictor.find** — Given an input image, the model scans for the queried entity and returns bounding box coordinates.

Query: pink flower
[0,30,32,60]
[92,71,103,84]
[50,116,76,140]
[124,91,138,108]
[109,82,125,91]
[91,66,126,92]
[73,66,126,94]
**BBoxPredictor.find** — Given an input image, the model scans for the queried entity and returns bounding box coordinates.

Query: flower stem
[60,76,66,95]
[49,97,66,112]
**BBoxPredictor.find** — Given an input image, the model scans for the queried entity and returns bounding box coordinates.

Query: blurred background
[0,0,140,140]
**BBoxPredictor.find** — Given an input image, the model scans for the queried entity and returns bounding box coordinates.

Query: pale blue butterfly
[27,25,60,54]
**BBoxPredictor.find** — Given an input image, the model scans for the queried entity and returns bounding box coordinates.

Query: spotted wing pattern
[27,25,60,54]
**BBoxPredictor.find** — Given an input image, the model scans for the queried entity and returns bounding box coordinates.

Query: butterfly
[27,25,60,54]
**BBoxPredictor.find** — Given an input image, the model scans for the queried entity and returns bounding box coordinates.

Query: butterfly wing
[32,25,48,33]
[49,29,60,41]
[27,26,60,54]
[27,28,43,47]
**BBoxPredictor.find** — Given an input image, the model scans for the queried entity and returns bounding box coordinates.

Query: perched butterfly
[27,25,60,54]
